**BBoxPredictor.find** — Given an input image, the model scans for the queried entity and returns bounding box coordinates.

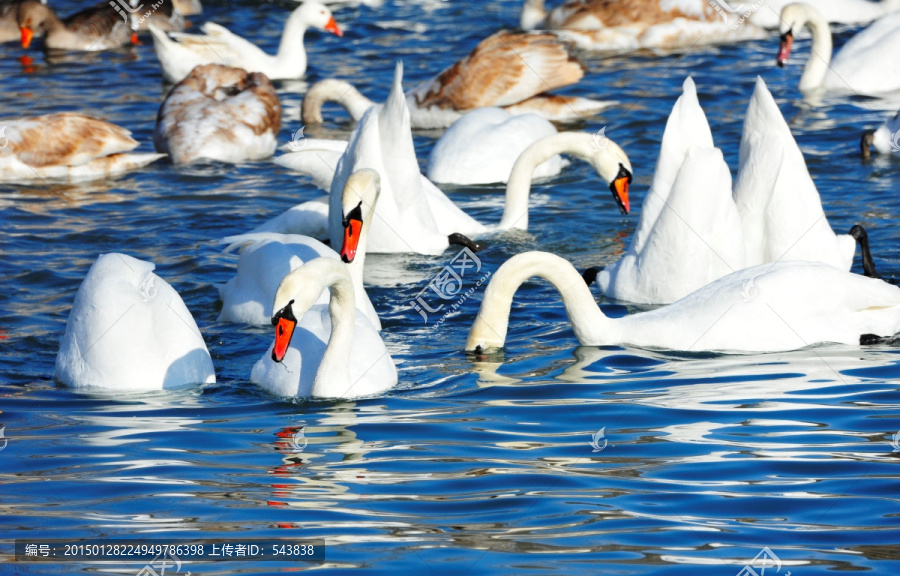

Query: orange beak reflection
[271,301,297,363]
[325,16,342,37]
[20,27,34,49]
[777,31,793,67]
[609,165,632,215]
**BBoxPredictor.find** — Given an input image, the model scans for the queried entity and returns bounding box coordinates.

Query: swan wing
[409,31,584,110]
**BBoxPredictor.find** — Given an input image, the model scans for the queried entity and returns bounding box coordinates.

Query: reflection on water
[3,0,900,573]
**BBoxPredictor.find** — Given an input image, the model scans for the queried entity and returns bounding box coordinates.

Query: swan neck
[312,268,356,396]
[302,80,375,124]
[500,133,621,231]
[467,252,612,351]
[276,18,308,63]
[799,10,832,91]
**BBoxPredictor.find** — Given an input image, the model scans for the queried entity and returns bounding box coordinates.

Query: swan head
[17,0,54,48]
[520,0,546,30]
[340,169,381,264]
[270,258,353,363]
[776,3,818,66]
[590,137,633,215]
[292,1,342,37]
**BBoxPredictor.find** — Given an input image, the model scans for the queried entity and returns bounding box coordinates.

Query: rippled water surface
[2,0,900,574]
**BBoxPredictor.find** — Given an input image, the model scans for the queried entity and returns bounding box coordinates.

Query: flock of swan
[3,0,900,399]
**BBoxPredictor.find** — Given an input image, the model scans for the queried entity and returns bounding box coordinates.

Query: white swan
[148,1,342,84]
[467,252,900,354]
[750,0,900,28]
[595,76,855,305]
[327,62,632,254]
[301,30,612,129]
[519,0,766,52]
[265,63,632,255]
[55,253,216,390]
[734,76,856,269]
[0,113,164,182]
[861,109,900,159]
[426,108,564,185]
[154,64,282,164]
[217,169,382,330]
[250,257,397,398]
[777,3,900,94]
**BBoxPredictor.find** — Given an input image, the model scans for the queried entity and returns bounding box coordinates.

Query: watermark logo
[740,275,760,302]
[289,425,308,453]
[890,130,900,153]
[286,126,307,152]
[109,0,164,29]
[708,0,764,29]
[889,430,900,452]
[410,247,491,329]
[136,551,190,576]
[736,546,786,576]
[589,427,607,452]
[139,274,157,302]
[0,425,7,452]
[591,126,609,151]
[0,126,7,151]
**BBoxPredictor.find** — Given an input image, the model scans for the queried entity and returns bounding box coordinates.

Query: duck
[861,109,900,159]
[466,252,900,355]
[0,0,43,43]
[749,0,900,28]
[518,0,766,53]
[148,1,342,84]
[55,253,216,390]
[301,30,611,129]
[154,64,282,164]
[776,2,900,95]
[593,76,856,305]
[426,108,564,185]
[217,169,382,330]
[250,257,397,399]
[269,62,632,255]
[0,113,164,182]
[18,0,134,51]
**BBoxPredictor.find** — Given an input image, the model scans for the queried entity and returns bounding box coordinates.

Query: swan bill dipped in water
[467,252,900,355]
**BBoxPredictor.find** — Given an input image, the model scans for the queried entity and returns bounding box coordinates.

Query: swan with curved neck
[218,169,382,329]
[777,2,900,94]
[324,62,632,255]
[467,252,900,354]
[251,257,397,398]
[149,1,342,84]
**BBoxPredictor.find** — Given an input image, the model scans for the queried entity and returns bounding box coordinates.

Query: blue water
[2,1,900,574]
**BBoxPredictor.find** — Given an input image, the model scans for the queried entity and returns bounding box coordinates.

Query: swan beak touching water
[341,202,364,263]
[324,16,342,37]
[610,164,632,214]
[776,30,794,67]
[20,26,33,48]
[271,299,298,363]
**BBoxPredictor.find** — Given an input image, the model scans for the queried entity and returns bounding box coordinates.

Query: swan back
[632,77,714,255]
[736,77,854,270]
[55,253,215,390]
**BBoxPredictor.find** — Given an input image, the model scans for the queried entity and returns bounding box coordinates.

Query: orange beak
[271,301,297,363]
[341,218,362,263]
[610,169,631,215]
[324,16,342,37]
[20,27,34,49]
[131,32,140,45]
[777,31,793,67]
